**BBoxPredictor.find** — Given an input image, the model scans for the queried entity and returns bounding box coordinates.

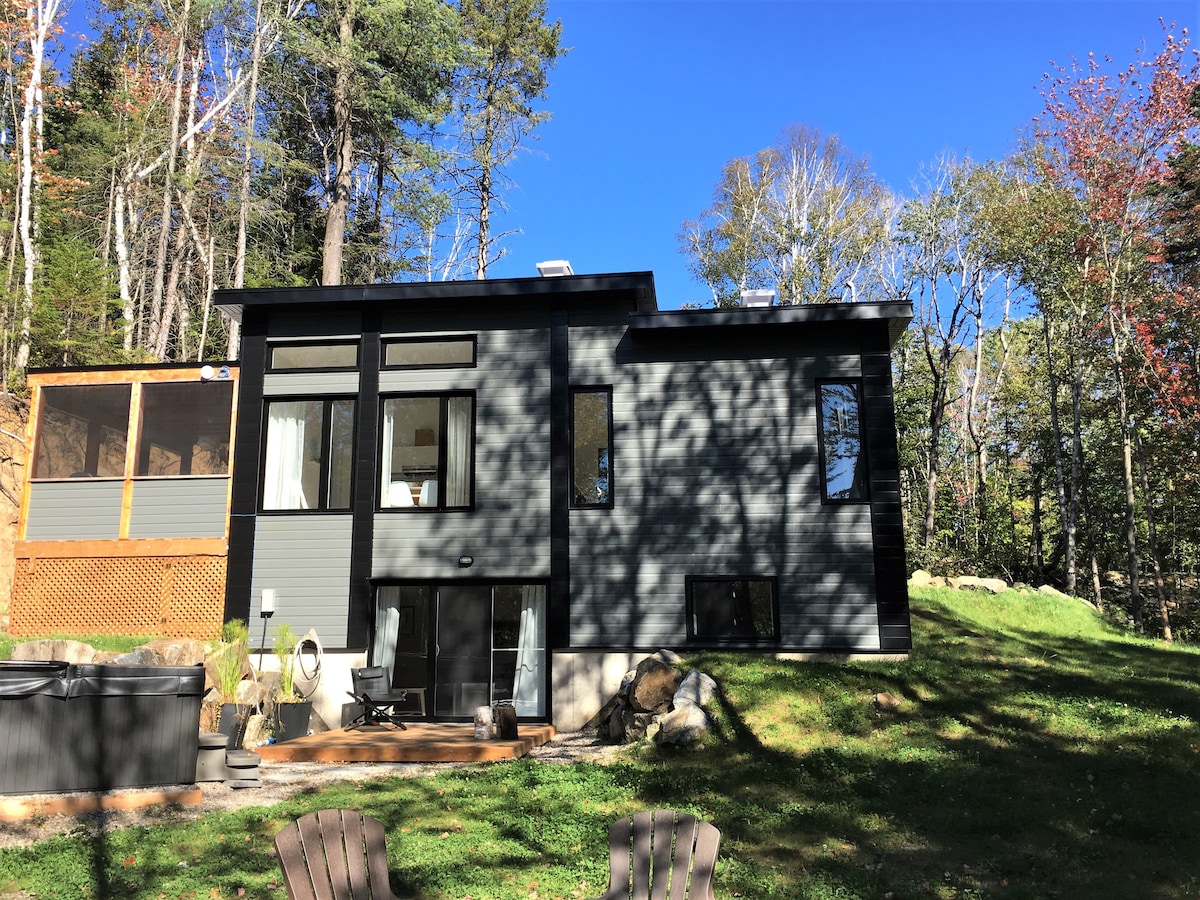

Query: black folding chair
[344,666,410,731]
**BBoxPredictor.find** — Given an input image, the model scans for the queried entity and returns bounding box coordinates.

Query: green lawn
[2,586,1199,899]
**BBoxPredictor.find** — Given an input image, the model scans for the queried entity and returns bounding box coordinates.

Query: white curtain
[372,595,400,678]
[512,585,545,716]
[446,396,472,507]
[379,406,395,506]
[263,403,308,509]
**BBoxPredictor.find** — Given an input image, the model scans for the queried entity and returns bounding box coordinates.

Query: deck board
[256,723,557,764]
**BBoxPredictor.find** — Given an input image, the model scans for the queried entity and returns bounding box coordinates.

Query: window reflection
[819,382,866,502]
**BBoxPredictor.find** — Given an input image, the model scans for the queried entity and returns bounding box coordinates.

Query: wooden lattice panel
[9,555,226,639]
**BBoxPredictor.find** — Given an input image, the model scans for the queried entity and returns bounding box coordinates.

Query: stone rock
[603,706,626,743]
[674,670,717,709]
[953,575,1008,594]
[1037,584,1071,599]
[653,704,710,747]
[908,569,934,586]
[651,649,684,668]
[138,639,210,667]
[928,576,947,587]
[1103,570,1127,587]
[111,647,161,666]
[619,668,638,696]
[620,709,656,742]
[628,658,683,713]
[874,691,903,711]
[11,639,99,664]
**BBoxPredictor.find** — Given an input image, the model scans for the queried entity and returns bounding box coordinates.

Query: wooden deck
[255,723,557,764]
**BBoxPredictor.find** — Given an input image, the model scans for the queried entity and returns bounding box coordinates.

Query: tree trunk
[1133,422,1172,639]
[14,0,61,373]
[322,9,356,286]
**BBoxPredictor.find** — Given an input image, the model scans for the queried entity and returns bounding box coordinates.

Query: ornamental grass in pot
[271,623,312,742]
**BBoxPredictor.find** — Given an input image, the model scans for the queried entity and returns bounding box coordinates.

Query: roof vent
[536,259,574,277]
[740,289,775,308]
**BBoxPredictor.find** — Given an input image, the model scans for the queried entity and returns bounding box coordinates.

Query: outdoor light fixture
[199,364,215,381]
[258,589,276,669]
[536,259,573,277]
[458,555,474,568]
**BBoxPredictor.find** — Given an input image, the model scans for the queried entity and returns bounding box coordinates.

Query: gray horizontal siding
[25,481,124,540]
[263,372,360,395]
[372,322,552,581]
[127,478,228,538]
[567,323,880,652]
[251,516,354,646]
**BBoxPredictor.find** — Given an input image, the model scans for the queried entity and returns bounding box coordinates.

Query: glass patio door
[433,585,492,717]
[373,582,547,720]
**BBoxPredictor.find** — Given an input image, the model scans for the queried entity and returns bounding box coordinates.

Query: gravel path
[0,731,623,851]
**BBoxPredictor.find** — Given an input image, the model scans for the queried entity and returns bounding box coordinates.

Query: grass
[2,585,1200,898]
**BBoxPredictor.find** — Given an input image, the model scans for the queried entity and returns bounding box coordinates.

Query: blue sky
[488,0,1200,308]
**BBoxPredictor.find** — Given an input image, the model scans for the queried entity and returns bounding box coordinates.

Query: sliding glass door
[373,582,547,720]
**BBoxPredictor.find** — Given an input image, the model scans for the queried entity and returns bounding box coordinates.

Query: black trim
[815,378,870,505]
[224,314,267,625]
[266,339,360,373]
[684,575,781,644]
[549,311,570,653]
[381,335,477,370]
[347,311,381,649]
[861,324,912,652]
[569,385,614,509]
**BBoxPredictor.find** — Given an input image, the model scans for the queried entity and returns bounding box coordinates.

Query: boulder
[1037,584,1071,599]
[874,691,903,711]
[138,639,211,667]
[674,670,717,709]
[112,647,162,666]
[651,649,684,668]
[908,569,934,586]
[953,575,1008,594]
[628,658,683,713]
[11,639,100,664]
[619,708,656,742]
[653,704,710,747]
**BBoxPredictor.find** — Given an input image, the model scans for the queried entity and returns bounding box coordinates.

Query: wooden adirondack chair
[274,809,401,900]
[589,809,721,900]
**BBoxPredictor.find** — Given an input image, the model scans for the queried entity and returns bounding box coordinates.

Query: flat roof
[214,271,659,322]
[629,301,914,347]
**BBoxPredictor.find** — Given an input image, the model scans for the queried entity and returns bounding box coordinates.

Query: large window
[34,384,131,479]
[571,387,612,508]
[379,394,474,510]
[686,577,779,643]
[262,398,355,510]
[817,380,867,503]
[137,382,234,476]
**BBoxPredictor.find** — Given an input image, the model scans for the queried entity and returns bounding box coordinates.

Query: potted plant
[215,618,250,739]
[271,623,312,742]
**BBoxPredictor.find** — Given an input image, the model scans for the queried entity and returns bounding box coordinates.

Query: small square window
[686,577,779,643]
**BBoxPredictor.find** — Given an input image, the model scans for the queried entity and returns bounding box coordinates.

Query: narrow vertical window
[817,381,867,503]
[571,387,612,508]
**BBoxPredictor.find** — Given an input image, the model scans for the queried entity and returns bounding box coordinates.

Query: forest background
[3,1,1200,642]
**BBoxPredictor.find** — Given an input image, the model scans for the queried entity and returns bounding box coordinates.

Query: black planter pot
[217,703,244,738]
[275,701,313,742]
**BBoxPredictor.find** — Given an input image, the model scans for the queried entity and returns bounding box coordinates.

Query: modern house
[9,267,912,731]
